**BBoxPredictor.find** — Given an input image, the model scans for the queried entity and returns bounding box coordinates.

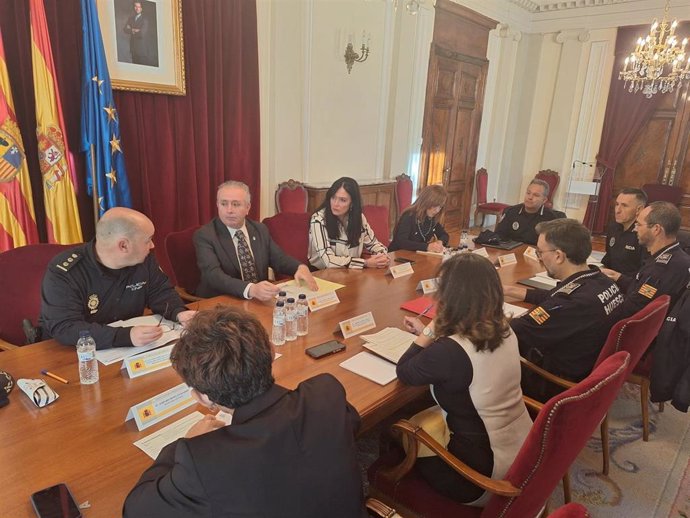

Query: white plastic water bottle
[76,330,99,384]
[460,230,470,251]
[285,297,297,341]
[296,293,309,336]
[272,301,286,346]
[276,290,287,307]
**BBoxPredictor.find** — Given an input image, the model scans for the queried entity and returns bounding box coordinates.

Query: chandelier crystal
[619,0,690,98]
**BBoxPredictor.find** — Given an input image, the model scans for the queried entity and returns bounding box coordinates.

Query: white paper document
[133,411,234,459]
[360,327,417,364]
[97,315,181,365]
[340,352,397,385]
[503,303,528,318]
[587,250,605,266]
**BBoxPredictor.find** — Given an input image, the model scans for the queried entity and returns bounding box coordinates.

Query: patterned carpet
[357,384,690,516]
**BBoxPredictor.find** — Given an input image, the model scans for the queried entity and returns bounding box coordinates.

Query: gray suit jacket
[194,218,301,298]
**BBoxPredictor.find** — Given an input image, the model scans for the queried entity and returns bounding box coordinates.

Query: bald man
[40,208,196,349]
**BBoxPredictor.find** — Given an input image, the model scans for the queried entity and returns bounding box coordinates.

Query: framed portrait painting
[96,0,186,95]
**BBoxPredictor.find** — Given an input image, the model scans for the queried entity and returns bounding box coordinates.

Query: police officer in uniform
[495,179,564,245]
[602,201,690,318]
[40,208,196,349]
[602,188,648,275]
[504,219,625,399]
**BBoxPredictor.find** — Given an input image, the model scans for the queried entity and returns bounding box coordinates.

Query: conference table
[0,245,545,517]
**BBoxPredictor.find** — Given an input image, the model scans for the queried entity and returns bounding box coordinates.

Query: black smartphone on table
[30,483,81,518]
[394,257,415,264]
[306,340,346,359]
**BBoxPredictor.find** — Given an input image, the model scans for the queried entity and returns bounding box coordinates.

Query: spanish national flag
[0,26,39,252]
[30,0,83,244]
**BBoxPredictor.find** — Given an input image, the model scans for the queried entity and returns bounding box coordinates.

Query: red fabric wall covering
[0,0,260,276]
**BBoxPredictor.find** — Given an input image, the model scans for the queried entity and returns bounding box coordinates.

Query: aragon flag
[81,0,132,216]
[0,26,39,252]
[30,0,83,244]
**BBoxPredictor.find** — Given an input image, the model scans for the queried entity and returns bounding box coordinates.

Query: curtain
[0,0,260,275]
[583,25,664,233]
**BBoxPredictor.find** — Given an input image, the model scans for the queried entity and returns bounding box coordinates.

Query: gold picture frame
[96,0,186,96]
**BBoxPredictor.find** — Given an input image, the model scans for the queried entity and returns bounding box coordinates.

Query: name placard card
[125,383,196,431]
[523,246,539,262]
[388,262,414,278]
[416,277,439,294]
[338,312,376,339]
[472,247,490,258]
[123,344,175,379]
[308,290,340,312]
[498,253,518,268]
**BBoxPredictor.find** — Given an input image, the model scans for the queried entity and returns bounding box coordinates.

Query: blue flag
[80,0,132,216]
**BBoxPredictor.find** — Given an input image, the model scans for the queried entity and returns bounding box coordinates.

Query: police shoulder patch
[638,283,658,299]
[559,282,581,295]
[529,306,550,325]
[656,252,672,265]
[55,253,82,272]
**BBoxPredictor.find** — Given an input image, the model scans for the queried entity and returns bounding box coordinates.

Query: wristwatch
[422,326,436,339]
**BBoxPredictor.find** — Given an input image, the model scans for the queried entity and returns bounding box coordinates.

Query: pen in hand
[417,303,434,319]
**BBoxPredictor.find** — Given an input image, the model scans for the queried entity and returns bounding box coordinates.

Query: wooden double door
[613,81,690,228]
[418,1,495,232]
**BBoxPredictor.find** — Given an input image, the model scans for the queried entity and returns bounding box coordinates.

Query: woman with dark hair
[308,177,389,269]
[124,307,367,518]
[389,184,449,252]
[397,254,531,506]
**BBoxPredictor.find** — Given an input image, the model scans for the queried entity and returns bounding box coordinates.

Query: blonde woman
[389,185,449,252]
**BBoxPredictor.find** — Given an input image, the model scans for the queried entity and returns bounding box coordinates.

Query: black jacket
[495,204,564,245]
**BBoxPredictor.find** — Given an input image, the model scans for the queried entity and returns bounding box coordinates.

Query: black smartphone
[306,340,346,359]
[30,484,81,518]
[394,257,415,264]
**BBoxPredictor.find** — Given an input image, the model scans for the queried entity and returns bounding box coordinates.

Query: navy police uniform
[617,241,690,318]
[39,240,187,349]
[495,204,563,245]
[511,266,625,388]
[602,222,648,276]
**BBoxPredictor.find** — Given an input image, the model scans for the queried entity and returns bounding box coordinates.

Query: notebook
[360,327,418,364]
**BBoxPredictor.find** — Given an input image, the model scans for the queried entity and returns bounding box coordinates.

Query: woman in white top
[398,253,532,506]
[308,177,389,269]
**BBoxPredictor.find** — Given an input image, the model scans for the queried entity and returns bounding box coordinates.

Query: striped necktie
[235,231,258,283]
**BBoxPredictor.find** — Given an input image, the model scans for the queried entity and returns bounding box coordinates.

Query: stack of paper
[97,315,182,365]
[340,352,397,385]
[276,277,345,298]
[360,327,417,364]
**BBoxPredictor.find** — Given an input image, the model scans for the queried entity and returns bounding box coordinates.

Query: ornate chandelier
[619,0,690,98]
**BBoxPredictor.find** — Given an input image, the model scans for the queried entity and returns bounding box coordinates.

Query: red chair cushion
[164,226,201,293]
[0,244,72,345]
[642,184,683,206]
[275,183,308,213]
[362,205,390,247]
[262,212,311,266]
[396,176,413,214]
[477,202,510,212]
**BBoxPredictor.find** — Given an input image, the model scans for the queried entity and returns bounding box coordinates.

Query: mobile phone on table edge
[306,340,346,359]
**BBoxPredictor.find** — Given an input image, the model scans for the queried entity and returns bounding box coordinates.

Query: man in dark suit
[123,307,368,518]
[123,1,148,65]
[194,181,317,301]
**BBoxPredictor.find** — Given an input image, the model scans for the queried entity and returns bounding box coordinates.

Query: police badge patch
[609,237,615,248]
[88,294,100,314]
[529,306,550,325]
[512,221,520,231]
[638,284,658,299]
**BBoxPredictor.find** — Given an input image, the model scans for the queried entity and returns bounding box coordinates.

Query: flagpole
[90,144,99,226]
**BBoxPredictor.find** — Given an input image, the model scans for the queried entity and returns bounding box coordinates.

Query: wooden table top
[0,245,543,517]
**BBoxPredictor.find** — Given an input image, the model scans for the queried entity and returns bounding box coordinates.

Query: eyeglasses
[535,248,558,259]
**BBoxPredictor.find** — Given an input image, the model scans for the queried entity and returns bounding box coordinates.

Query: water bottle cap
[276,301,285,307]
[286,297,295,303]
[79,330,91,338]
[278,291,287,296]
[298,293,307,299]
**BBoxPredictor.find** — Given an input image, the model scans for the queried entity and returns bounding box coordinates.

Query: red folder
[400,295,437,319]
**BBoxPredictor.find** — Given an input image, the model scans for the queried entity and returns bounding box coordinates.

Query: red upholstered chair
[366,499,590,518]
[395,174,413,216]
[522,295,670,476]
[367,352,630,518]
[163,226,203,302]
[275,179,308,213]
[548,503,591,518]
[642,183,683,206]
[0,243,72,349]
[362,205,390,247]
[262,212,311,267]
[474,168,510,228]
[535,169,560,209]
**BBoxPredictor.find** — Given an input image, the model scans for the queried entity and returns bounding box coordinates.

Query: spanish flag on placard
[30,0,83,244]
[0,27,39,252]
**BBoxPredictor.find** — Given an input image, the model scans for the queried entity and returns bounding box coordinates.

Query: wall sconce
[344,32,370,74]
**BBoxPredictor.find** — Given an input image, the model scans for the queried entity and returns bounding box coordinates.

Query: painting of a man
[117,0,159,67]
